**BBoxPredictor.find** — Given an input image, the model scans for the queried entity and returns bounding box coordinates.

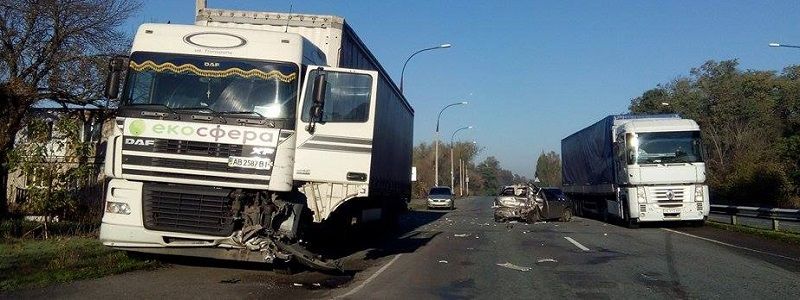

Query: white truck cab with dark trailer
[99,1,413,270]
[561,114,709,227]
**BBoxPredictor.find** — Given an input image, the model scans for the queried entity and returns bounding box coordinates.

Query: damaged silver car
[493,185,573,223]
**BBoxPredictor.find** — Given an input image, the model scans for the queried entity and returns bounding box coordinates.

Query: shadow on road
[306,208,449,265]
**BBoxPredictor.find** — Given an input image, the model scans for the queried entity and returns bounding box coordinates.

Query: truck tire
[625,216,640,229]
[599,200,609,223]
[621,202,639,228]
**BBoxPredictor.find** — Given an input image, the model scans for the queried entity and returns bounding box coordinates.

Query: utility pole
[459,158,464,196]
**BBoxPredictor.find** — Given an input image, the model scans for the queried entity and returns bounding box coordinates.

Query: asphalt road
[7,197,800,299]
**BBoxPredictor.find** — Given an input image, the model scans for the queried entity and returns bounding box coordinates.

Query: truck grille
[652,188,685,205]
[121,137,275,186]
[154,140,243,157]
[142,182,234,237]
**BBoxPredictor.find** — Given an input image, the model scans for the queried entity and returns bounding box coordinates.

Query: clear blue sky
[127,0,800,178]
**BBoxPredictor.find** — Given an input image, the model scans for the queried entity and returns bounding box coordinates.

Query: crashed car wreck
[493,184,573,223]
[493,185,541,223]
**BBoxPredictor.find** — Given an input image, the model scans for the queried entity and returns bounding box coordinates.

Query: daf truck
[99,1,413,270]
[561,114,709,227]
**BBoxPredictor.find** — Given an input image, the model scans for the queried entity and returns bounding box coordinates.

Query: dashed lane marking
[564,236,591,251]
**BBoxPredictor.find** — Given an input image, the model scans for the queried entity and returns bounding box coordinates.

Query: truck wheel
[599,201,609,223]
[559,208,572,222]
[625,216,640,229]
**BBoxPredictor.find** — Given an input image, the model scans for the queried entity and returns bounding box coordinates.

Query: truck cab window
[302,70,372,123]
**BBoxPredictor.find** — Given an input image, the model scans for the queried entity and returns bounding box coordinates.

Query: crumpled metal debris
[438,260,449,264]
[496,262,531,272]
[293,283,304,287]
[537,258,558,263]
[454,233,471,237]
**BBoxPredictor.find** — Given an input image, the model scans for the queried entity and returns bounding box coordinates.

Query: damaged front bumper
[100,222,341,271]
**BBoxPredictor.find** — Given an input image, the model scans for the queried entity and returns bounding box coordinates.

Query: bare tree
[0,0,141,218]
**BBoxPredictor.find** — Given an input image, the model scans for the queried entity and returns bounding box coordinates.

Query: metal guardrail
[710,204,800,231]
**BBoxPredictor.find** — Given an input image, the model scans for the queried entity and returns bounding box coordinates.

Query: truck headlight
[106,201,131,215]
[694,186,704,202]
[636,187,647,203]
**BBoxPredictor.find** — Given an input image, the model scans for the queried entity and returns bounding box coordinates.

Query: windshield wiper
[217,111,266,119]
[173,106,217,114]
[123,103,178,119]
[173,107,228,123]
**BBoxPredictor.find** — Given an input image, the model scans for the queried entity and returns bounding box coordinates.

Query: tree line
[411,141,530,198]
[1,0,141,220]
[630,59,800,208]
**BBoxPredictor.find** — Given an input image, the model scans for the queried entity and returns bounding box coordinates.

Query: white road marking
[335,254,403,299]
[564,236,591,251]
[661,228,800,262]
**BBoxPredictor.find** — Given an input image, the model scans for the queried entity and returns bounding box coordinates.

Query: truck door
[294,66,378,184]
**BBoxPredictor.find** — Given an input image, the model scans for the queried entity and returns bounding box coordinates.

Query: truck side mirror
[104,57,125,100]
[310,73,327,120]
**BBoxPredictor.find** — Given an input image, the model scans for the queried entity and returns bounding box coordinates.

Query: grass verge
[707,220,800,245]
[0,237,161,292]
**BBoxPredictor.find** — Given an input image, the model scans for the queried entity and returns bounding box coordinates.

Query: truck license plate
[228,156,272,170]
[663,207,682,214]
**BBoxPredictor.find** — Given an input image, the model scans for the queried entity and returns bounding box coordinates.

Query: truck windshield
[121,52,299,119]
[628,131,703,164]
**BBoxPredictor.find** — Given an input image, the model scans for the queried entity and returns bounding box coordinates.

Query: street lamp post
[435,101,467,186]
[450,126,473,192]
[460,140,476,196]
[769,42,800,49]
[400,44,451,93]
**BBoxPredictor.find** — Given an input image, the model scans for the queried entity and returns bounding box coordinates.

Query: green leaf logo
[129,120,146,136]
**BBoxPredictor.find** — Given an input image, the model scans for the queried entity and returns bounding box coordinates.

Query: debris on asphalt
[475,236,480,239]
[509,220,519,224]
[293,283,304,287]
[604,233,608,236]
[313,283,322,287]
[467,247,475,250]
[537,258,558,263]
[438,260,449,264]
[496,262,532,272]
[454,233,471,237]
[220,278,241,284]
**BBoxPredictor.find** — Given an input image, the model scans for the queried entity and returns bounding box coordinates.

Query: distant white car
[427,186,454,210]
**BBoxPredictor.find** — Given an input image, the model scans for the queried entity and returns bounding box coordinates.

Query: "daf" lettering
[125,138,155,146]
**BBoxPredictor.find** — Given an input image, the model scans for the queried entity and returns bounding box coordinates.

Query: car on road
[427,186,454,210]
[493,185,573,223]
[538,187,573,222]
